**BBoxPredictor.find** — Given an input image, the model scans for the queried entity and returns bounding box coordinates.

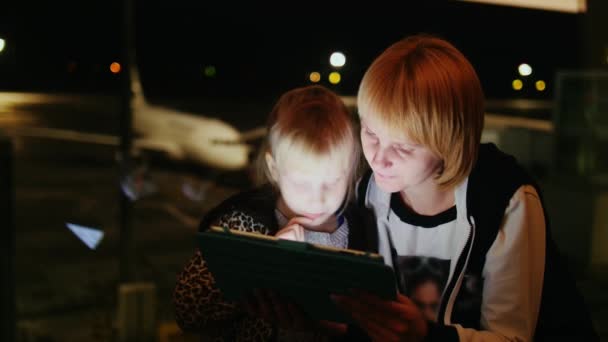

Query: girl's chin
[302,215,338,233]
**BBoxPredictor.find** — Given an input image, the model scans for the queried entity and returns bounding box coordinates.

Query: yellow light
[309,72,321,83]
[535,80,546,91]
[518,63,532,76]
[512,79,523,91]
[110,62,121,74]
[0,38,5,53]
[329,72,341,84]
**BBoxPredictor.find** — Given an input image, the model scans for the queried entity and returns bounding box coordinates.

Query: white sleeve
[455,185,546,342]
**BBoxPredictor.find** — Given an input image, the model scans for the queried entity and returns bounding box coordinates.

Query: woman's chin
[375,179,403,193]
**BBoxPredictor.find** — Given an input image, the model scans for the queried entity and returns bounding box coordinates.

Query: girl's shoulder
[198,184,279,234]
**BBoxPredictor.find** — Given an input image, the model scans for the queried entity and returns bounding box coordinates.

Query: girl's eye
[288,179,307,188]
[325,178,340,187]
[396,147,413,155]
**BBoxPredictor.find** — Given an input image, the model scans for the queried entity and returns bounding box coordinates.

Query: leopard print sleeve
[173,210,273,340]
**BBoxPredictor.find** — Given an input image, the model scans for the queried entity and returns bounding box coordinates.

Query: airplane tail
[129,53,147,109]
[124,0,146,110]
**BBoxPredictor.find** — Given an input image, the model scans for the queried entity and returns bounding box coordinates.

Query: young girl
[332,34,597,341]
[173,85,374,340]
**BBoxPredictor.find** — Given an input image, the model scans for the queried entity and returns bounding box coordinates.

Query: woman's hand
[332,290,428,342]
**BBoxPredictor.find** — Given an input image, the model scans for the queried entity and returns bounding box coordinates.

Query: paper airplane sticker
[66,223,104,249]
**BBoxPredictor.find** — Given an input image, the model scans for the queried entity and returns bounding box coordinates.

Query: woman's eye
[364,128,377,139]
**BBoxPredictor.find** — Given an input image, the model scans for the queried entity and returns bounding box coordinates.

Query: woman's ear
[265,152,279,182]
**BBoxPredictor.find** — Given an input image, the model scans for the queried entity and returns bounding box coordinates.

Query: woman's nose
[372,148,392,168]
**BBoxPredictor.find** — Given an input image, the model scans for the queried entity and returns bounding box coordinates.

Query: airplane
[126,63,265,172]
[118,63,268,200]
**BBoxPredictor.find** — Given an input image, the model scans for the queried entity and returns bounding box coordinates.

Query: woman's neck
[400,181,455,216]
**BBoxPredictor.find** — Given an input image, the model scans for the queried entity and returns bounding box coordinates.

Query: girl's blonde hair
[256,85,360,200]
[357,34,485,189]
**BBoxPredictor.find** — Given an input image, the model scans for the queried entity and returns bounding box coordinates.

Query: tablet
[198,226,397,323]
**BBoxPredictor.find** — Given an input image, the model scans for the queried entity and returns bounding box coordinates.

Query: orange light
[309,72,321,83]
[110,62,121,74]
[535,80,546,91]
[67,62,77,73]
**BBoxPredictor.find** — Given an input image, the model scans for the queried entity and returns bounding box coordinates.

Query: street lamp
[330,52,346,68]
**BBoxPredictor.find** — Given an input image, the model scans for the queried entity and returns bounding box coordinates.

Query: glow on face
[275,150,349,225]
[360,117,442,193]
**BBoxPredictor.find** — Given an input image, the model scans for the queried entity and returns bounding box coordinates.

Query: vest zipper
[439,217,475,324]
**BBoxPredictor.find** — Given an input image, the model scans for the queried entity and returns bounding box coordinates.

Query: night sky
[0,1,585,100]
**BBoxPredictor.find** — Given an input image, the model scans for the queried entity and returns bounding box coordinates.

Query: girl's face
[268,151,350,227]
[360,117,443,194]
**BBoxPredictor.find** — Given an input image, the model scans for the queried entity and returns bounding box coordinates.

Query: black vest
[358,143,598,341]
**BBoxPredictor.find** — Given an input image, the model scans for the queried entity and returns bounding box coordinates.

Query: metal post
[0,134,15,342]
[119,0,135,282]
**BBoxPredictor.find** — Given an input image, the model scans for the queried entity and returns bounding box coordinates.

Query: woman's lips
[375,171,394,180]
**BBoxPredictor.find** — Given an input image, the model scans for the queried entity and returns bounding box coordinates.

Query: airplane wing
[133,138,185,160]
[5,126,120,146]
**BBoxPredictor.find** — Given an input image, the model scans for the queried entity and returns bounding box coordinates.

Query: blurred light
[204,65,216,77]
[535,80,546,91]
[67,61,77,73]
[66,223,104,250]
[512,79,523,90]
[309,72,321,83]
[0,38,5,53]
[456,0,586,13]
[329,72,341,84]
[330,52,346,67]
[110,62,121,74]
[518,63,532,76]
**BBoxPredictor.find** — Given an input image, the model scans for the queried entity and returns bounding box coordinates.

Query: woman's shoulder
[468,143,537,203]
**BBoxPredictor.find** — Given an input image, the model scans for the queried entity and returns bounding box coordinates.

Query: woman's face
[360,117,443,194]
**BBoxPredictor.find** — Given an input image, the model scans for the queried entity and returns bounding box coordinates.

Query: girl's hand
[275,217,311,241]
[332,291,428,342]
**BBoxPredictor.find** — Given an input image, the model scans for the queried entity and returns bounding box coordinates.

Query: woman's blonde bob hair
[256,85,360,199]
[357,34,485,189]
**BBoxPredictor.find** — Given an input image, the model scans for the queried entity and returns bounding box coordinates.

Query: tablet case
[198,226,397,323]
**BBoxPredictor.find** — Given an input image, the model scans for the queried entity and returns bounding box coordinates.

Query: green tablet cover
[197,227,397,323]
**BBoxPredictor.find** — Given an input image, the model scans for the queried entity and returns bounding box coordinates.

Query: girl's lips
[302,213,323,220]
